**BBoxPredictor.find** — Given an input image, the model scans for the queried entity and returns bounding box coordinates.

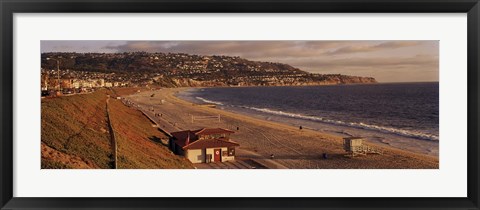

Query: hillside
[107,89,193,169]
[41,52,377,87]
[41,91,112,168]
[41,89,193,169]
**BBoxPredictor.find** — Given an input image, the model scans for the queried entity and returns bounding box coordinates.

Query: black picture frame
[1,0,479,209]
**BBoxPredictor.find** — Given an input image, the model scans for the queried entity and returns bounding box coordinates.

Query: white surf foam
[244,106,439,141]
[195,97,224,105]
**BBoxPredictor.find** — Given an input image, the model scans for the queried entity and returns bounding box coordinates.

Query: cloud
[284,54,439,82]
[104,41,352,58]
[45,40,438,82]
[325,41,422,55]
[281,54,437,76]
[295,54,437,68]
[104,41,427,61]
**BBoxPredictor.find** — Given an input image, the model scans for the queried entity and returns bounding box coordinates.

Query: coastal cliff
[168,75,377,87]
[41,52,377,88]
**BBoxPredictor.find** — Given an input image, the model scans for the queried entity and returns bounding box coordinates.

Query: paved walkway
[122,98,181,135]
[124,93,288,169]
[194,159,268,169]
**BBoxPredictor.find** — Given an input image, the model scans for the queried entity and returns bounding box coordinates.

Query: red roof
[193,128,235,135]
[171,128,238,149]
[183,138,239,150]
[171,130,198,147]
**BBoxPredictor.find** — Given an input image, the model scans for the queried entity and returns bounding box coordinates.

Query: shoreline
[177,86,439,157]
[127,87,439,169]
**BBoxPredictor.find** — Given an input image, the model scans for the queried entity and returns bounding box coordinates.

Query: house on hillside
[170,128,240,163]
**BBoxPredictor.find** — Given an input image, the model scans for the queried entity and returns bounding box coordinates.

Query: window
[228,147,235,156]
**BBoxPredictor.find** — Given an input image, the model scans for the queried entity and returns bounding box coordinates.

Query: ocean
[176,83,439,156]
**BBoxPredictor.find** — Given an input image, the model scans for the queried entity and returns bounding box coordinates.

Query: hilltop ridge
[41,52,377,87]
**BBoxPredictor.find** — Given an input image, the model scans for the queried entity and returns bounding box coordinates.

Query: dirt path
[105,97,118,169]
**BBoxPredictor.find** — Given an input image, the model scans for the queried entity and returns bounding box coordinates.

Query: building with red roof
[170,128,239,163]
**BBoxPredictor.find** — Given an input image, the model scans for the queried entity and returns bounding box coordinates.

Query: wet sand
[126,88,439,169]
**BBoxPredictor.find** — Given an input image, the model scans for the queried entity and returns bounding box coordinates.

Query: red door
[213,149,221,162]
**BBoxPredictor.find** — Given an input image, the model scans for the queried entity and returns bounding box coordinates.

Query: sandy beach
[125,88,439,169]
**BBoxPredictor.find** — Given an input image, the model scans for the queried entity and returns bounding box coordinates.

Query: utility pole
[47,57,61,94]
[104,66,106,88]
[56,59,61,92]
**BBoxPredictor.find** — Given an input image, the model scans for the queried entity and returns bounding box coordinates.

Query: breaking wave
[244,106,439,141]
[195,97,224,105]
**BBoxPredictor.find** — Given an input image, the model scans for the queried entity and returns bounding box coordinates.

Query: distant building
[170,128,239,163]
[60,79,74,89]
[96,79,105,87]
[81,80,92,88]
[41,73,49,91]
[72,80,81,89]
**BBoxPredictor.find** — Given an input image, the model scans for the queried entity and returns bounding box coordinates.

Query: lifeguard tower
[343,137,383,157]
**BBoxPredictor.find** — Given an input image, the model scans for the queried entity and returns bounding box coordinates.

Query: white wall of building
[205,147,235,163]
[185,149,204,163]
[184,147,236,163]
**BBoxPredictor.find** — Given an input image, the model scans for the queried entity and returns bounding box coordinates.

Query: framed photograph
[1,0,479,209]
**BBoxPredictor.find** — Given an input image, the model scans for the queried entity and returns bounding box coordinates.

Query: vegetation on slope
[41,52,304,75]
[41,88,193,169]
[41,52,377,87]
[41,90,112,168]
[107,96,194,169]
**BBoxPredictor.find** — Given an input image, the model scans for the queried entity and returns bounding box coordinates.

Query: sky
[41,40,439,83]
